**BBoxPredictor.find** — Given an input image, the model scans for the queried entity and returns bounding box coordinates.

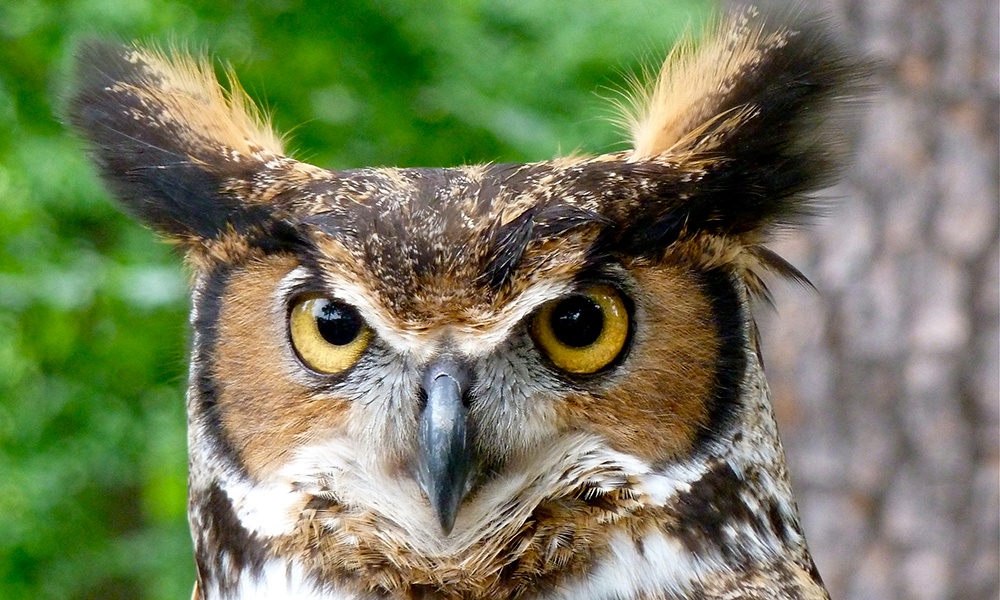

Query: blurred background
[0,0,995,599]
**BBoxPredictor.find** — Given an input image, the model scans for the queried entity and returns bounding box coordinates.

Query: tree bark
[729,1,999,598]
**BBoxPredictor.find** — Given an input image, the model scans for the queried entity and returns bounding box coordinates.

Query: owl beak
[416,359,472,536]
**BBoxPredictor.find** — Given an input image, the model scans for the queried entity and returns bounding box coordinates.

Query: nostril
[420,358,475,408]
[422,357,470,392]
[460,383,474,408]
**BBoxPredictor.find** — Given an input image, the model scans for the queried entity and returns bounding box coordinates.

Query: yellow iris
[531,285,630,374]
[289,295,372,374]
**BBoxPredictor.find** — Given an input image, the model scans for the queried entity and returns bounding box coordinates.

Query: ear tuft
[68,41,290,244]
[601,8,871,292]
[620,7,870,232]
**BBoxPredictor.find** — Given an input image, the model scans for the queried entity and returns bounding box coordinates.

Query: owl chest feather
[217,531,710,600]
[198,506,823,600]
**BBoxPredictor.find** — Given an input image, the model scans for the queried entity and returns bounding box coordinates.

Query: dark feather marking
[694,269,748,449]
[190,265,249,475]
[671,460,762,560]
[485,207,537,289]
[69,40,277,240]
[245,218,309,256]
[562,161,692,258]
[484,202,607,290]
[194,483,269,593]
[750,246,814,290]
[744,245,816,305]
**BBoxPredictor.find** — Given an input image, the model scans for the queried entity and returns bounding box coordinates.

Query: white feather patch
[224,429,711,547]
[542,529,723,600]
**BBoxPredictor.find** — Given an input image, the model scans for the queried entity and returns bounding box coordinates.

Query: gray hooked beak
[416,358,472,535]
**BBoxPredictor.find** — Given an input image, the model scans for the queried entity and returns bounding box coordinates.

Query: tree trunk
[730,1,999,598]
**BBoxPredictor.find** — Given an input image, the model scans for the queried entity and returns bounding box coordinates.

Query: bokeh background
[0,0,995,599]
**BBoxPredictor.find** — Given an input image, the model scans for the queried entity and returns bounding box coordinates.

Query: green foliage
[0,0,711,597]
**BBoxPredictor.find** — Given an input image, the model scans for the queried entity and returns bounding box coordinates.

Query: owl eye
[289,295,372,374]
[531,285,630,375]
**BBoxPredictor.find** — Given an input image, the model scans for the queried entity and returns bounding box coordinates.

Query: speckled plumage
[70,8,867,600]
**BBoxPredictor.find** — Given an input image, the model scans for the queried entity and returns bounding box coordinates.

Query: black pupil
[315,301,363,346]
[550,295,604,348]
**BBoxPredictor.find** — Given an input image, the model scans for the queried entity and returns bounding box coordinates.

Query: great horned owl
[69,9,866,600]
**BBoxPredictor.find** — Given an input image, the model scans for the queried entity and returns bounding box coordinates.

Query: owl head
[70,10,866,600]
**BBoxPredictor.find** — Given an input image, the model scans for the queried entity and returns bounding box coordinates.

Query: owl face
[201,162,729,521]
[70,10,866,600]
[183,161,746,595]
